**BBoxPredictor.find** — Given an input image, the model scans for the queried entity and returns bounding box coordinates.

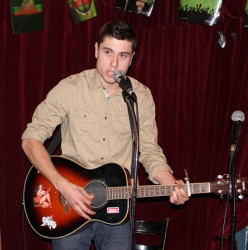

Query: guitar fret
[117,187,121,199]
[137,185,172,198]
[108,182,214,200]
[190,183,210,194]
[141,188,143,197]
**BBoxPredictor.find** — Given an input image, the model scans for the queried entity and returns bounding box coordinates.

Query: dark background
[1,0,248,249]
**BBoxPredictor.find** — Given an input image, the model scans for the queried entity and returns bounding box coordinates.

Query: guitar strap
[47,127,61,155]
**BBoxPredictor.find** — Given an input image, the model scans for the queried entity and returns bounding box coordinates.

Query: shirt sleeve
[138,87,172,183]
[21,79,71,143]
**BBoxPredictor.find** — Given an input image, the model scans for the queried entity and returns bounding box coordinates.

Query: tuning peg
[236,178,241,183]
[238,194,244,199]
[217,175,223,180]
[223,174,229,181]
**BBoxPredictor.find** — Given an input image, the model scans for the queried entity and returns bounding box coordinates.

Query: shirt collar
[92,69,103,91]
[92,69,123,96]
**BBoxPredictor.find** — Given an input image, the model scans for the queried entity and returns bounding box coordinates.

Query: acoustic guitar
[23,155,247,239]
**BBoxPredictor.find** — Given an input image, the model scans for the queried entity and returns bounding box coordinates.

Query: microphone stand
[229,142,240,250]
[229,150,237,250]
[122,90,139,250]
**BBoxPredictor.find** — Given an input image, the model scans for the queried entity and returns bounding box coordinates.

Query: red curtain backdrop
[1,0,248,249]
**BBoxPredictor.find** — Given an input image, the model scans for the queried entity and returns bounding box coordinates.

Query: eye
[104,49,112,56]
[119,53,128,60]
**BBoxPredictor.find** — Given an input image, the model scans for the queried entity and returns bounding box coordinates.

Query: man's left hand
[169,180,189,205]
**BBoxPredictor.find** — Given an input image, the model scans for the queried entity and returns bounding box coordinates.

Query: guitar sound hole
[85,181,107,209]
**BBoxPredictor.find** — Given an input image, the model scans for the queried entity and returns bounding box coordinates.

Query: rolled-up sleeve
[138,88,172,183]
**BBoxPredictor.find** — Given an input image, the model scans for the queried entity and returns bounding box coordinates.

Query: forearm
[21,138,67,191]
[153,170,177,185]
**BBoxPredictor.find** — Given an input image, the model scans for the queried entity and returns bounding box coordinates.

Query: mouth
[107,70,115,79]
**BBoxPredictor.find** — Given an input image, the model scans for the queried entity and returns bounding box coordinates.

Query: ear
[95,42,98,59]
[129,52,135,66]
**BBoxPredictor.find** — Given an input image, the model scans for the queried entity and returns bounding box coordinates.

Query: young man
[22,19,189,249]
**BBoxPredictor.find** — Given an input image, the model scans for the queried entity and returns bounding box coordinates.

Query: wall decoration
[11,0,44,34]
[140,0,155,17]
[244,1,248,28]
[179,0,223,26]
[67,0,98,23]
[116,0,155,16]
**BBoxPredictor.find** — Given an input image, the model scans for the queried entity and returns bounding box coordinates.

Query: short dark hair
[97,20,137,52]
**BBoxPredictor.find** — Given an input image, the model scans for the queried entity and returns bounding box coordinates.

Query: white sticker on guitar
[107,207,119,214]
[41,215,57,230]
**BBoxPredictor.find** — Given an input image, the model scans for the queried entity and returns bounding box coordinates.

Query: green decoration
[244,1,248,28]
[67,0,98,24]
[179,0,223,26]
[11,0,44,34]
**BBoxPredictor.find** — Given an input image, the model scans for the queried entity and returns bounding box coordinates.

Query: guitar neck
[107,182,212,200]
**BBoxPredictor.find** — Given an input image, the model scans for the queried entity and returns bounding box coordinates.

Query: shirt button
[101,157,104,160]
[103,138,105,141]
[105,117,107,120]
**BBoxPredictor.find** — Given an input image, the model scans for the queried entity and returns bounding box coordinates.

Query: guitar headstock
[211,174,248,198]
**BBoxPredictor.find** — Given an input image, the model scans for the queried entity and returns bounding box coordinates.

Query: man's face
[95,37,135,86]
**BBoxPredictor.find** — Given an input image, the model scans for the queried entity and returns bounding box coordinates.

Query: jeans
[52,221,131,250]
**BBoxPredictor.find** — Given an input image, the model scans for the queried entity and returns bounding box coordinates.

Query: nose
[111,54,118,67]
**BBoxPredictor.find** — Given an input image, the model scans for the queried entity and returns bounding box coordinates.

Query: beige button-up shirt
[22,69,171,182]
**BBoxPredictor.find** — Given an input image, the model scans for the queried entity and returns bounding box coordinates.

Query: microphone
[113,70,136,101]
[230,110,245,152]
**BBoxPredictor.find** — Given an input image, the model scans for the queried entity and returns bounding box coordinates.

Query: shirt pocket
[70,108,98,136]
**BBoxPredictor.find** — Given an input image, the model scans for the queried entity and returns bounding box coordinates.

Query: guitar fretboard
[106,183,212,200]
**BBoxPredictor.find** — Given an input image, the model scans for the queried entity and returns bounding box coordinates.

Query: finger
[81,188,95,205]
[178,188,189,201]
[169,190,179,204]
[174,185,189,200]
[174,180,190,200]
[170,192,182,205]
[74,205,93,220]
[74,202,96,219]
[175,179,184,185]
[170,188,187,205]
[175,186,189,201]
[169,194,175,204]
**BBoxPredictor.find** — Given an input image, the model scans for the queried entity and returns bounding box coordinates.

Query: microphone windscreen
[231,111,245,122]
[113,70,124,82]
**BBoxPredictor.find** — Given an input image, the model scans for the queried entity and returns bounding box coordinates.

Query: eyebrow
[102,47,132,55]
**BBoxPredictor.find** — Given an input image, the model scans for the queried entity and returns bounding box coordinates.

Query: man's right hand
[58,178,96,220]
